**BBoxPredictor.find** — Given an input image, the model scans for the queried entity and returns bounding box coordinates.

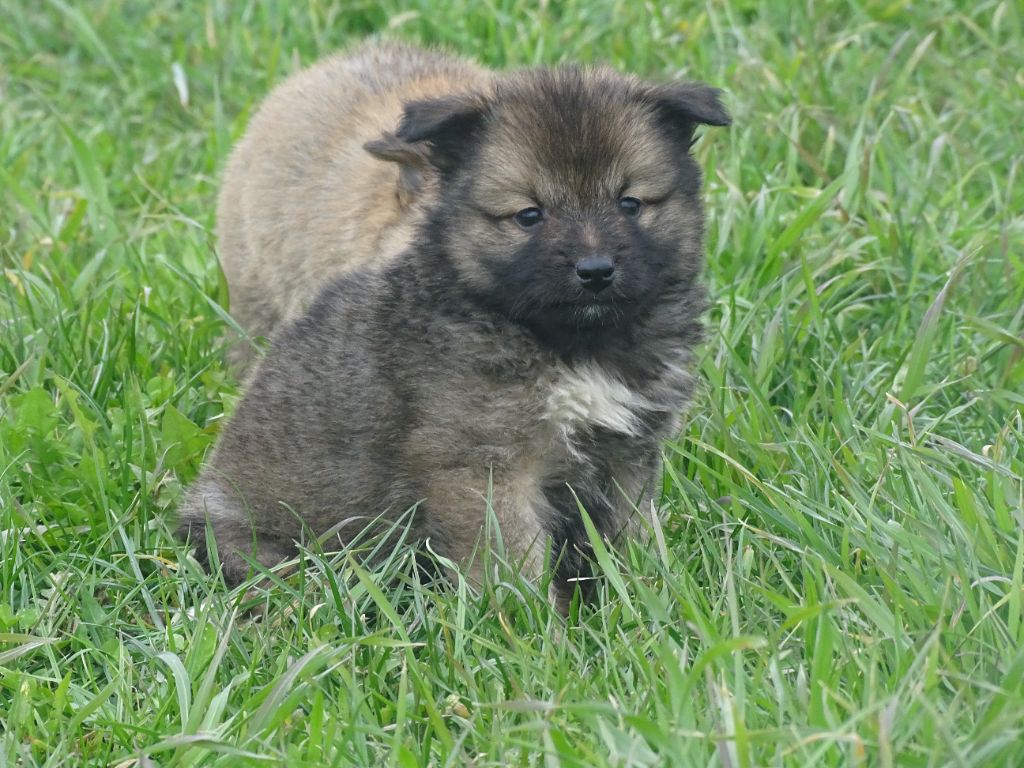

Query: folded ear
[363,132,432,208]
[648,82,731,145]
[363,131,429,166]
[393,94,489,171]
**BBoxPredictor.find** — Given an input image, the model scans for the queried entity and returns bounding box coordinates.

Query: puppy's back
[219,41,489,360]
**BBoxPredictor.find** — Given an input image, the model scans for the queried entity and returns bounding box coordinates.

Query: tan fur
[182,58,731,609]
[218,41,490,366]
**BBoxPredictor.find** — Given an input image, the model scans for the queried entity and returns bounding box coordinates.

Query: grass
[1,0,1022,765]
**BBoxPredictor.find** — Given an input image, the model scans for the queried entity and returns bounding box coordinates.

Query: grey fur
[179,62,730,609]
[217,41,490,368]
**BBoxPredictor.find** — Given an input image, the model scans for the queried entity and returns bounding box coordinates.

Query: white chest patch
[543,364,649,439]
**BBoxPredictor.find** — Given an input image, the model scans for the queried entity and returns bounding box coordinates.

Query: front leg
[544,446,662,608]
[419,467,551,596]
[541,479,613,606]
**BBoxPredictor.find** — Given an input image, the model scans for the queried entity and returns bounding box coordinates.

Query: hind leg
[177,475,296,586]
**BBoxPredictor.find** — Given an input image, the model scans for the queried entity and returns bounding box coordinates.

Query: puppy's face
[392,68,730,341]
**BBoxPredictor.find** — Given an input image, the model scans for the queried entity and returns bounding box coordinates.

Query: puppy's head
[394,67,730,341]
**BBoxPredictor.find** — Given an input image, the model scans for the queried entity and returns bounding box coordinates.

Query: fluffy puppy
[217,41,490,366]
[180,65,730,609]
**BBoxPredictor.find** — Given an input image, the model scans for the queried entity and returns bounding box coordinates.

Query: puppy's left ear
[649,82,731,145]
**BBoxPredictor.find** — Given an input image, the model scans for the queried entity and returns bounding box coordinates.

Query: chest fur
[541,364,650,443]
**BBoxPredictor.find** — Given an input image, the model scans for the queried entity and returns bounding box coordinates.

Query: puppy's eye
[513,207,544,228]
[618,197,643,217]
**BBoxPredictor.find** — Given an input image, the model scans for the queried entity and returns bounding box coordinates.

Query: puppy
[217,41,490,366]
[180,65,730,609]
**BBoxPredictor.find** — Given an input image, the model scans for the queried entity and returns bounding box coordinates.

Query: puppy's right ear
[364,131,429,167]
[364,132,431,207]
[394,94,488,172]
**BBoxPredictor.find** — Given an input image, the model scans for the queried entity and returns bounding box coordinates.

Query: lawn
[2,1,1022,766]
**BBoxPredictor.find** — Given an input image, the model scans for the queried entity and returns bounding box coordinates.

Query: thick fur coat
[218,42,489,365]
[180,59,730,609]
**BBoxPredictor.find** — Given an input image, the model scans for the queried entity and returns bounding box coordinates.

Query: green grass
[2,0,1022,765]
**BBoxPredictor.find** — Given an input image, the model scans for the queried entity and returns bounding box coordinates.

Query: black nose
[575,256,615,293]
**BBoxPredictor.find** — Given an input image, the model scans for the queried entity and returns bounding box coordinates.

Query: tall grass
[1,1,1022,765]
